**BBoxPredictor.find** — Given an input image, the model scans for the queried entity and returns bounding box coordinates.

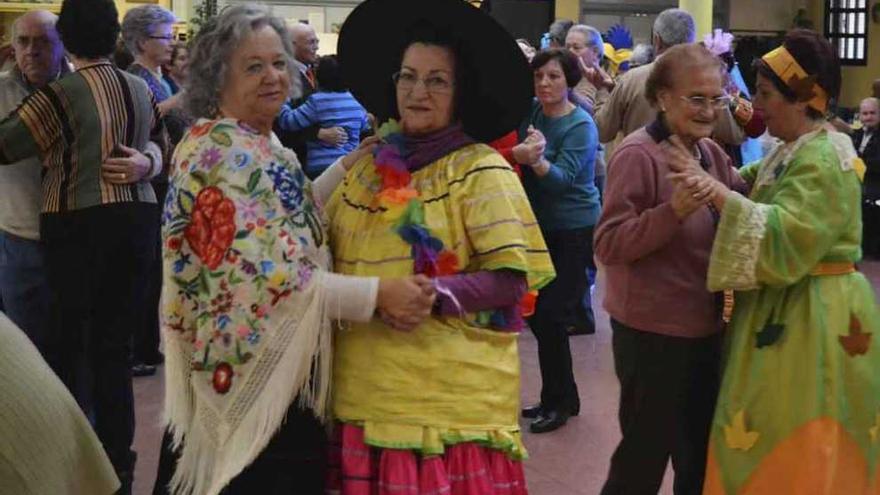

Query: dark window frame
[824,0,870,66]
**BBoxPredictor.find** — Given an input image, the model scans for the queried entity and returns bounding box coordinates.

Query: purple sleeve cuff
[433,270,528,331]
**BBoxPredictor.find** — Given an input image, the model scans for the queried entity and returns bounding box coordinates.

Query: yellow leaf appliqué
[870,413,880,443]
[724,410,760,451]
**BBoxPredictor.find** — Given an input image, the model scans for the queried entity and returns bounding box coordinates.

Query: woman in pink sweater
[593,43,746,494]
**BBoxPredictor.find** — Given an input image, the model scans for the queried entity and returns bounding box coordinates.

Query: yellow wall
[114,0,173,18]
[0,0,173,46]
[805,0,880,108]
[679,0,712,40]
[554,0,579,22]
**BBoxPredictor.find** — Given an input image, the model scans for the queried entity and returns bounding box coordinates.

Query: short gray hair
[185,4,296,119]
[653,8,695,48]
[568,24,604,53]
[548,19,574,46]
[121,5,176,55]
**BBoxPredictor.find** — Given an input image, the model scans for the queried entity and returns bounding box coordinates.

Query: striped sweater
[0,62,166,214]
[276,90,369,175]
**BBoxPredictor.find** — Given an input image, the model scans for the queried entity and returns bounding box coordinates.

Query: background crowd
[0,0,877,494]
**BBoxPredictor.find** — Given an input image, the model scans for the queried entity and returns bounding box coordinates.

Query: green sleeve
[0,111,41,165]
[708,146,854,291]
[738,161,760,186]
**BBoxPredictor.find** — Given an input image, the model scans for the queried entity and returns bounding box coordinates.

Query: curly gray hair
[653,8,696,49]
[184,4,297,119]
[121,5,176,56]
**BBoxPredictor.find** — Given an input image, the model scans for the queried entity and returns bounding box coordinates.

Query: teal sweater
[520,99,600,231]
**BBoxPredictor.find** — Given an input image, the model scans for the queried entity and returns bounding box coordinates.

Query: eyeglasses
[392,71,454,95]
[679,95,732,111]
[148,35,174,41]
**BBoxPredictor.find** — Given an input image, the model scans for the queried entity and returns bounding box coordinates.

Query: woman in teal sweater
[512,48,599,434]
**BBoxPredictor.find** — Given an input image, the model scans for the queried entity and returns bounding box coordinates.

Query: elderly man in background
[854,97,880,257]
[567,24,606,111]
[587,8,745,148]
[273,21,346,176]
[0,10,67,356]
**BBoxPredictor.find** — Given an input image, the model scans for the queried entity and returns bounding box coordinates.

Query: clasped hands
[663,135,725,220]
[376,275,436,332]
[512,126,547,168]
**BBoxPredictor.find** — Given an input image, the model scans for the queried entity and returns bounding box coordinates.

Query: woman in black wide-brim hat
[324,0,556,493]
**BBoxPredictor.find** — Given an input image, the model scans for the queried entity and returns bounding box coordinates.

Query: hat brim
[338,0,533,143]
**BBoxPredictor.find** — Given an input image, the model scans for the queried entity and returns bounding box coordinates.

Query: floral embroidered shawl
[161,118,332,495]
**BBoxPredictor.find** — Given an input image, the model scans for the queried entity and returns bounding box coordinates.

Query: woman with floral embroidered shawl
[323,0,555,493]
[668,29,880,494]
[154,5,436,494]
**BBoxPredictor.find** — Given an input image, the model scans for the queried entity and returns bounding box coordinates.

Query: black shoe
[143,352,164,366]
[529,410,570,434]
[521,403,543,419]
[132,363,157,377]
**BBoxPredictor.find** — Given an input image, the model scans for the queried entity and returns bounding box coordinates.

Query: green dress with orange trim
[703,129,880,494]
[324,142,555,459]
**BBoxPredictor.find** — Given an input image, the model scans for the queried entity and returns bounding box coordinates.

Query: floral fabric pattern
[162,118,329,395]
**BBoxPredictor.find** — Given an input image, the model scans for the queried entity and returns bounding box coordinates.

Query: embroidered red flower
[212,362,233,394]
[166,237,183,251]
[189,122,212,138]
[184,186,237,270]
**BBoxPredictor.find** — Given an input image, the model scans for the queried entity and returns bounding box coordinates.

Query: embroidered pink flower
[200,147,223,169]
[237,325,250,339]
[236,197,260,222]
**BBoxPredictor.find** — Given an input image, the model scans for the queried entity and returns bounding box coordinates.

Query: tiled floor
[132,261,880,495]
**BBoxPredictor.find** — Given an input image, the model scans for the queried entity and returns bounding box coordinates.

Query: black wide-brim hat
[337,0,532,143]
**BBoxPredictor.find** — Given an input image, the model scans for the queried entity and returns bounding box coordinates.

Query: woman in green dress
[667,29,880,494]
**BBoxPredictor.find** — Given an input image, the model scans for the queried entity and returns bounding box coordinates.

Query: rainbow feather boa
[372,121,537,328]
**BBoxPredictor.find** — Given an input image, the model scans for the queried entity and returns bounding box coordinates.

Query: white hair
[653,8,696,48]
[568,24,604,54]
[630,43,655,67]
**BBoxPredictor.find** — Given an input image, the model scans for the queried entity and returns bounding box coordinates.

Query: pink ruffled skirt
[326,424,528,495]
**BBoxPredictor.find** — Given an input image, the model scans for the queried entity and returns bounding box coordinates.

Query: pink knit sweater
[594,122,748,338]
